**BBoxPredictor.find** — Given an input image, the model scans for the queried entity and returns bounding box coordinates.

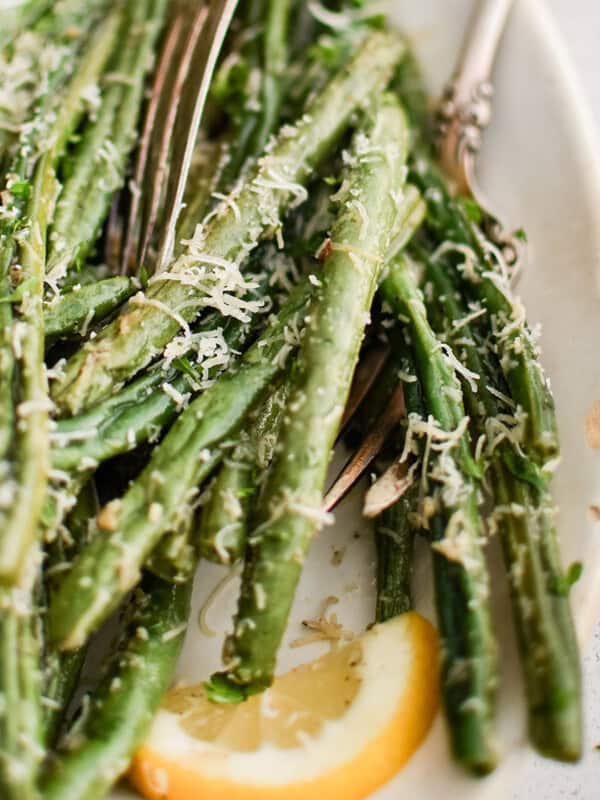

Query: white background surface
[514,1,599,798]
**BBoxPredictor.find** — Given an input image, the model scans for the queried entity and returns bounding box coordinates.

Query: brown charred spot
[317,238,333,262]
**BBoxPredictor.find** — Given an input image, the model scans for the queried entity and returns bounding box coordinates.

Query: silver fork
[435,0,520,268]
[117,0,239,276]
[324,0,516,513]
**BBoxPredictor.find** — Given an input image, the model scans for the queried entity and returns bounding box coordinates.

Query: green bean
[46,0,168,279]
[0,9,123,581]
[41,575,190,800]
[219,94,409,695]
[381,255,497,774]
[0,577,43,799]
[44,276,135,345]
[42,480,99,747]
[198,380,288,565]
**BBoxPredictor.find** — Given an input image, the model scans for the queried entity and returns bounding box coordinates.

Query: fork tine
[105,194,124,271]
[155,0,240,269]
[121,12,185,275]
[362,457,415,518]
[118,0,238,275]
[337,344,390,436]
[324,382,407,513]
[137,5,210,272]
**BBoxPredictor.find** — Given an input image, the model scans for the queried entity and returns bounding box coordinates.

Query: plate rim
[525,0,600,649]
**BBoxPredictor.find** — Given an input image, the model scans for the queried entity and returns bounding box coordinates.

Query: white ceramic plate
[113,1,600,797]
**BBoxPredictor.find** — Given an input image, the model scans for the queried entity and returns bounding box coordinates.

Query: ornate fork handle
[434,0,520,268]
[436,78,494,191]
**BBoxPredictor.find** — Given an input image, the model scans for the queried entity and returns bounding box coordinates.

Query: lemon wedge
[129,612,439,800]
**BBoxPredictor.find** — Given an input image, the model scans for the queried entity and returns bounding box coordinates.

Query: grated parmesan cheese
[198,563,241,637]
[440,343,480,393]
[160,382,189,409]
